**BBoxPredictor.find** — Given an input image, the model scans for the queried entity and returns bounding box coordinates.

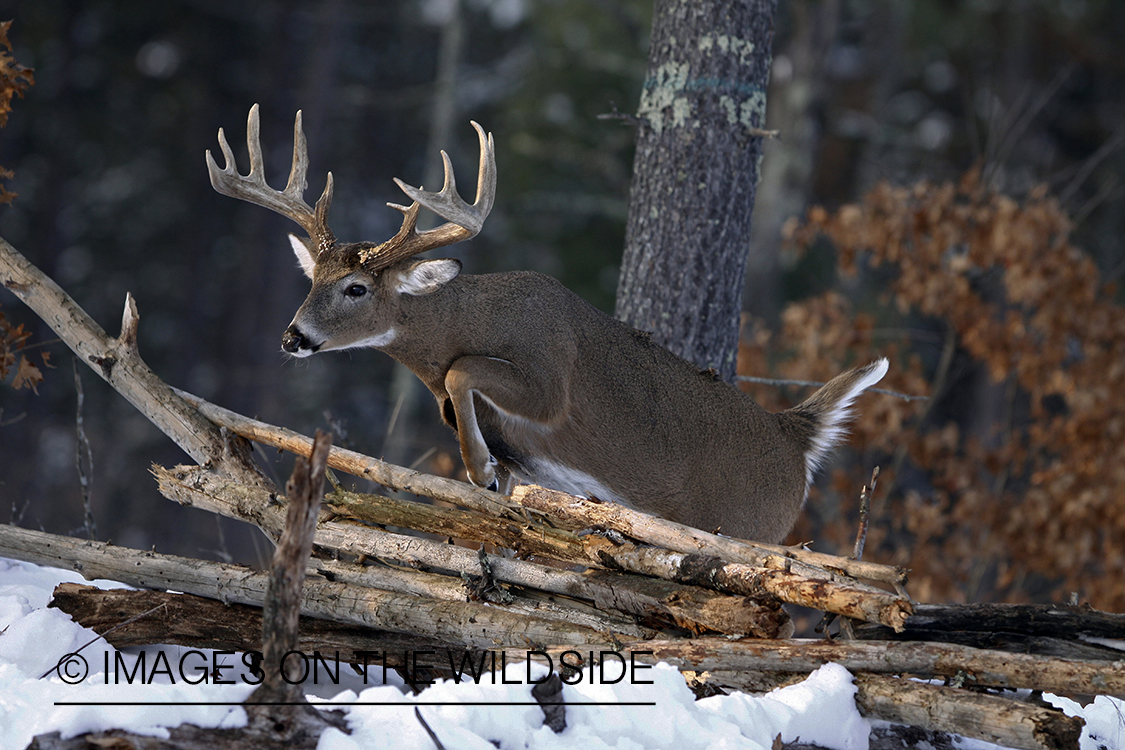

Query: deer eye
[344,283,367,298]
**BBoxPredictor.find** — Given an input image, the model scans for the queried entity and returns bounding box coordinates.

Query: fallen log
[547,637,1125,697]
[154,464,910,632]
[153,464,789,637]
[46,584,582,688]
[854,602,1125,660]
[47,584,1089,750]
[323,482,909,632]
[873,602,1125,638]
[857,629,1123,662]
[853,674,1083,750]
[48,582,458,659]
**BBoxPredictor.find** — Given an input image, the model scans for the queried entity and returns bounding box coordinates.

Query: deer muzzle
[281,325,317,356]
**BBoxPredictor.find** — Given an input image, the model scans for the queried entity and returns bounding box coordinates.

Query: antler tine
[284,109,309,196]
[361,121,495,271]
[392,121,496,244]
[206,104,335,253]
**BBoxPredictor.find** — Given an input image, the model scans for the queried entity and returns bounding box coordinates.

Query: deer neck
[379,272,485,393]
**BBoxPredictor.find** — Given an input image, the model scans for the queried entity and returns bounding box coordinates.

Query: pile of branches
[1,237,1122,750]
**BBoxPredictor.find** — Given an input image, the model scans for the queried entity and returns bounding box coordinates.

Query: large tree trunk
[616,0,779,382]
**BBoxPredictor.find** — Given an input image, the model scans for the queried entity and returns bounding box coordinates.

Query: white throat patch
[350,328,397,349]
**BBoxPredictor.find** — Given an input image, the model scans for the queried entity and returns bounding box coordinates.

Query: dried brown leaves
[0,21,42,392]
[0,20,32,204]
[0,306,48,393]
[747,170,1125,608]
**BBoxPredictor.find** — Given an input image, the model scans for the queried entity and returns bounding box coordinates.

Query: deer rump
[207,106,886,545]
[405,270,886,545]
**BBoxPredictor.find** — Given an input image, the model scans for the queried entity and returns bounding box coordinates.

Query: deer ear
[288,233,317,280]
[396,259,462,296]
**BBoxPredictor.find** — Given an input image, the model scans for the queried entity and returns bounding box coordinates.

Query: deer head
[206,104,495,357]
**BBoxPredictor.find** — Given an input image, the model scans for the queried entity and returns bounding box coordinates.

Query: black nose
[281,325,305,353]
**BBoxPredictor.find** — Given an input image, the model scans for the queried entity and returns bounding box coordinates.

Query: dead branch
[312,556,649,637]
[0,237,269,488]
[244,429,340,738]
[175,387,514,518]
[851,466,878,561]
[511,485,909,588]
[602,545,911,632]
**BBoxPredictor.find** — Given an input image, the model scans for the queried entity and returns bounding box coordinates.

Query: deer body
[208,106,887,543]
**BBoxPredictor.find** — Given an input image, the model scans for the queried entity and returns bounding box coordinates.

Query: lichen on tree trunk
[616,0,779,382]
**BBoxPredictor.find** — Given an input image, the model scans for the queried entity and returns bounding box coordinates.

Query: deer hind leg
[444,355,563,492]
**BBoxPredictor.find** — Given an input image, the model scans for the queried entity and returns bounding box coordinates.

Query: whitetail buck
[207,105,887,543]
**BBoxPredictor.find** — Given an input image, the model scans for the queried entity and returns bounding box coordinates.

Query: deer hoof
[467,456,498,491]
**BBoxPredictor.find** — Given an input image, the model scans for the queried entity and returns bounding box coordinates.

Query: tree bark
[616,0,779,381]
[606,544,912,632]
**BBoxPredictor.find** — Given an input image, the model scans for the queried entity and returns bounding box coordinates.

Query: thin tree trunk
[616,0,779,381]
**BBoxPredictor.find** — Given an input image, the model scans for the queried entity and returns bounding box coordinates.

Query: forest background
[1,0,1124,611]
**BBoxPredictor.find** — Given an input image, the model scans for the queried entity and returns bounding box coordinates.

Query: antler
[359,121,496,270]
[206,104,336,255]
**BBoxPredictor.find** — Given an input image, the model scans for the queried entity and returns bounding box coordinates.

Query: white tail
[208,106,887,543]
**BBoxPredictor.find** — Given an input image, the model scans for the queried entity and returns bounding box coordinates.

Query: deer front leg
[444,355,565,493]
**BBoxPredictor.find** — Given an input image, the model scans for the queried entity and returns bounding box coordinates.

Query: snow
[0,557,1121,749]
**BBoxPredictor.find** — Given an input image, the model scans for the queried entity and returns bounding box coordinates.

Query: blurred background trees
[1,0,1123,608]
